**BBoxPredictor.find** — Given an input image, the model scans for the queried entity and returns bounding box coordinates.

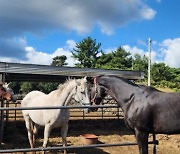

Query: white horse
[21,77,91,153]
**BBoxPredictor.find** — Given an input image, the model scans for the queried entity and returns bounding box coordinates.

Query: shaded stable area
[0,62,143,82]
[0,62,145,153]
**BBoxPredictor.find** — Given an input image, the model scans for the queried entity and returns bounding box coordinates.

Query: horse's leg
[32,123,40,146]
[43,123,52,148]
[134,128,149,154]
[61,123,68,154]
[24,115,34,148]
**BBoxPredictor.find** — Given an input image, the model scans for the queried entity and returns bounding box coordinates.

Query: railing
[3,100,124,121]
[0,103,158,154]
[0,141,158,153]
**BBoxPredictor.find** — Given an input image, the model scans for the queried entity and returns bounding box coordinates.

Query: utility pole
[148,38,152,86]
[131,56,133,70]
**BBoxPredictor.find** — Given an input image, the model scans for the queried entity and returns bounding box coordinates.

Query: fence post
[82,109,85,126]
[101,107,104,120]
[0,99,4,147]
[5,101,9,124]
[153,133,157,154]
[0,74,4,147]
[117,107,119,119]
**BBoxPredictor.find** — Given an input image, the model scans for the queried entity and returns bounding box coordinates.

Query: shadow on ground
[2,119,134,153]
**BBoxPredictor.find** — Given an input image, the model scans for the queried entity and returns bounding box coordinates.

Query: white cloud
[0,57,20,63]
[66,40,76,49]
[123,45,157,63]
[140,5,156,20]
[52,48,78,67]
[0,0,156,36]
[123,38,180,68]
[23,47,52,65]
[123,45,145,57]
[0,0,156,59]
[161,38,180,68]
[0,40,78,67]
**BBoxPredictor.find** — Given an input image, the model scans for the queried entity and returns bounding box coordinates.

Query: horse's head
[87,77,107,111]
[89,85,106,111]
[73,76,91,113]
[0,83,17,102]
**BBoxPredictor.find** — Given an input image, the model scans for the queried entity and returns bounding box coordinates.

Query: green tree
[167,67,180,91]
[95,52,113,69]
[37,82,59,93]
[133,54,148,79]
[20,82,37,94]
[151,63,173,82]
[111,47,132,69]
[9,82,21,94]
[51,55,67,66]
[71,37,102,68]
[96,47,132,69]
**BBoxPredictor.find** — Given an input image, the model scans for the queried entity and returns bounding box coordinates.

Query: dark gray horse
[88,75,180,154]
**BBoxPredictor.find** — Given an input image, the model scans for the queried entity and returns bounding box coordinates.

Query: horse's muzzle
[82,103,91,114]
[11,95,17,102]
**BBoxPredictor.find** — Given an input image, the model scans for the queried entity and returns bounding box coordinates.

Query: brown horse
[89,75,180,154]
[0,83,16,101]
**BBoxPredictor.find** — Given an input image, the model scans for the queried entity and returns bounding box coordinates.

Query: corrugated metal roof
[0,62,144,82]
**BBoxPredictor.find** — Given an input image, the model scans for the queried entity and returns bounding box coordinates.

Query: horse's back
[151,92,180,134]
[21,90,46,107]
[21,90,70,126]
[151,92,180,106]
[126,90,180,134]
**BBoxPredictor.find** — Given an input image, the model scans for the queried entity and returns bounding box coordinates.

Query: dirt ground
[1,118,180,154]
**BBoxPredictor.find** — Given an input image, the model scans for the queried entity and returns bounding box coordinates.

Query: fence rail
[0,141,159,153]
[0,105,119,111]
[0,103,158,154]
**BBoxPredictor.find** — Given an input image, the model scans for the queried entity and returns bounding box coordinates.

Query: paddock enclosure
[0,62,179,154]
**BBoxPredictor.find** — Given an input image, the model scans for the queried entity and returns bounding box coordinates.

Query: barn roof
[0,62,144,82]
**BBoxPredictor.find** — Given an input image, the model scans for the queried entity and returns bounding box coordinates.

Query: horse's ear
[4,82,11,87]
[3,83,8,89]
[83,76,87,83]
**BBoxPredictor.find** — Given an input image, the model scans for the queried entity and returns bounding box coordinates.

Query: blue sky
[0,0,180,68]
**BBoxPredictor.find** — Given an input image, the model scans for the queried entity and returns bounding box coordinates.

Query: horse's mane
[57,78,83,94]
[99,75,140,88]
[112,76,161,92]
[139,85,162,92]
[57,78,74,93]
[118,76,140,87]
